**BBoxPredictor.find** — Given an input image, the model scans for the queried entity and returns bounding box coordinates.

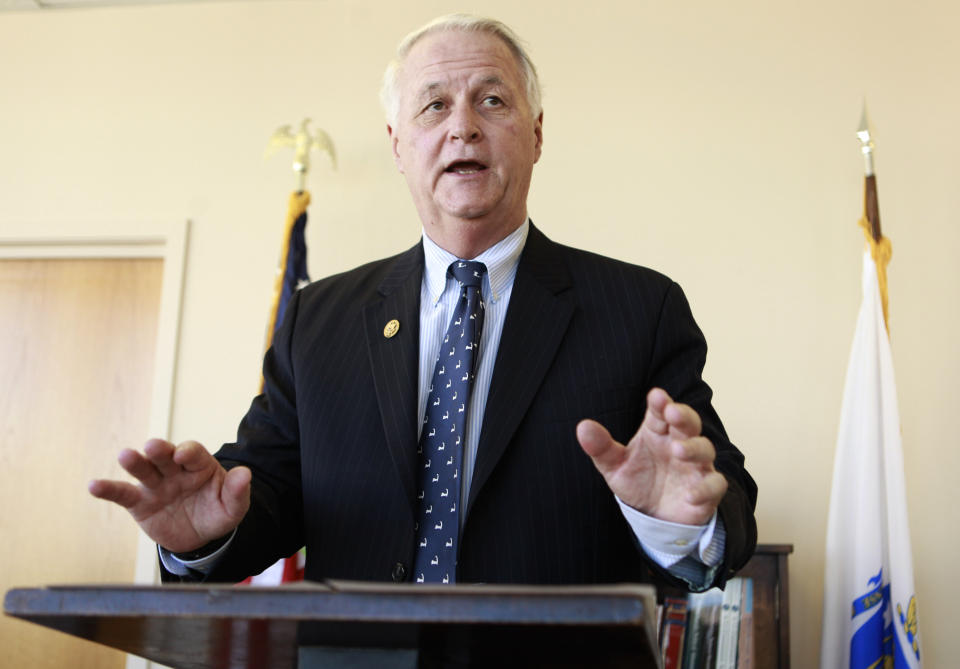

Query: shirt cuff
[615,496,723,569]
[157,529,236,576]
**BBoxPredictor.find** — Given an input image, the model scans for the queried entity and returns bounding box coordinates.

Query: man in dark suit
[90,15,756,592]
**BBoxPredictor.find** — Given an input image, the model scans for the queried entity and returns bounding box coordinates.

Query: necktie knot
[450,261,486,289]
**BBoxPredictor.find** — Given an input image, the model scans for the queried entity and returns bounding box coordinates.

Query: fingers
[221,466,252,521]
[143,438,181,478]
[670,436,717,468]
[641,388,671,435]
[664,402,702,440]
[117,447,164,488]
[664,438,726,523]
[576,419,626,475]
[172,440,215,472]
[102,439,216,498]
[643,388,702,440]
[686,470,728,508]
[115,439,188,487]
[87,478,141,508]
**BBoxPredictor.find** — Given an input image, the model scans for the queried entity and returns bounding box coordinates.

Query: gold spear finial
[265,118,337,192]
[856,101,875,177]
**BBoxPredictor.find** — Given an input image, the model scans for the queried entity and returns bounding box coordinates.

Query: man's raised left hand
[576,387,727,526]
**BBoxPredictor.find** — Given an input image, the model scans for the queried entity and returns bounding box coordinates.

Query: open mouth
[445,161,488,175]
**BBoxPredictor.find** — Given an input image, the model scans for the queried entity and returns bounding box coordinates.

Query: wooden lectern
[5,580,660,668]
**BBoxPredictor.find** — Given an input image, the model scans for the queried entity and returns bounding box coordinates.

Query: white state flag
[820,250,921,668]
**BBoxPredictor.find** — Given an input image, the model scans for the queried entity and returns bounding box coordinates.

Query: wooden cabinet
[734,543,793,669]
[659,543,793,669]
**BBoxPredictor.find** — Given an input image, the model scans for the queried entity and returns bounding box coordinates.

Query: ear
[532,111,544,164]
[387,124,404,173]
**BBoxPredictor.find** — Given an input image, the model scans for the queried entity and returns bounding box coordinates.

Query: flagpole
[820,107,922,669]
[856,103,882,243]
[856,103,891,330]
[242,121,335,586]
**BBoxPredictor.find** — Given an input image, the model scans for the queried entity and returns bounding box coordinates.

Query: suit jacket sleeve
[641,281,758,589]
[158,289,308,584]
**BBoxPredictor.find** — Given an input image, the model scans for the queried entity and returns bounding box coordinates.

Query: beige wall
[2,0,957,665]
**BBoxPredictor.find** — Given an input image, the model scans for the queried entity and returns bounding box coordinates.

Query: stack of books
[659,577,754,669]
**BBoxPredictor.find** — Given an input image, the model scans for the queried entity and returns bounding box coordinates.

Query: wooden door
[0,258,163,669]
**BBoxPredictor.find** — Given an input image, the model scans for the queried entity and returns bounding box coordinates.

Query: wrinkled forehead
[398,30,525,104]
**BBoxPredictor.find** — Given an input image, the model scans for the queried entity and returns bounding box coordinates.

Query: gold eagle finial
[265,118,337,191]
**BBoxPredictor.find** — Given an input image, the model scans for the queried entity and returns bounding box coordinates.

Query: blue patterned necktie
[414,260,487,584]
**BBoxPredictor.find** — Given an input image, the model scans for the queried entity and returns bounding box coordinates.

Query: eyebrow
[415,76,507,102]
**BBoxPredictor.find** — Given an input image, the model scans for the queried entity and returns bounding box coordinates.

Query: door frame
[0,221,188,585]
[1,221,189,669]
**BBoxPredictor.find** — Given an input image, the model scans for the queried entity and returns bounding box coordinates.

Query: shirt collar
[422,219,529,306]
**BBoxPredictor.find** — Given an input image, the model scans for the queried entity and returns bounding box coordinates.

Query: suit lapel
[363,243,424,515]
[467,225,575,514]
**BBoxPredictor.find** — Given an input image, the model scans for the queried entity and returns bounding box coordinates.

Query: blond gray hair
[380,14,542,127]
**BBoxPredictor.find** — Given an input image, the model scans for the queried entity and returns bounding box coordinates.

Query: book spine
[660,597,689,669]
[716,577,742,669]
[682,593,704,669]
[700,594,721,669]
[736,578,754,669]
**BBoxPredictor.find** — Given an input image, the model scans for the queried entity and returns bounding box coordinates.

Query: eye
[425,100,445,112]
[482,96,503,107]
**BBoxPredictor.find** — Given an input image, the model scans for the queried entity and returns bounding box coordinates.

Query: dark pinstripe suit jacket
[200,223,757,589]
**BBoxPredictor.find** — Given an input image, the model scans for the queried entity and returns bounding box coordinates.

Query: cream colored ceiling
[0,0,235,9]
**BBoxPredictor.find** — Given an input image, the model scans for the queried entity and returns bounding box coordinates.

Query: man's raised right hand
[88,438,251,554]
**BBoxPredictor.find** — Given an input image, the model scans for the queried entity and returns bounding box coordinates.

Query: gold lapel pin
[383,319,400,338]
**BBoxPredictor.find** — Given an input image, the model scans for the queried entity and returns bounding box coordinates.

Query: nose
[448,106,482,143]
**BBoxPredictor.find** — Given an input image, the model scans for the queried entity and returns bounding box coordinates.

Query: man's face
[388,30,543,253]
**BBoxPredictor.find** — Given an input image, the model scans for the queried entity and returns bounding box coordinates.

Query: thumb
[221,466,251,522]
[576,419,625,475]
